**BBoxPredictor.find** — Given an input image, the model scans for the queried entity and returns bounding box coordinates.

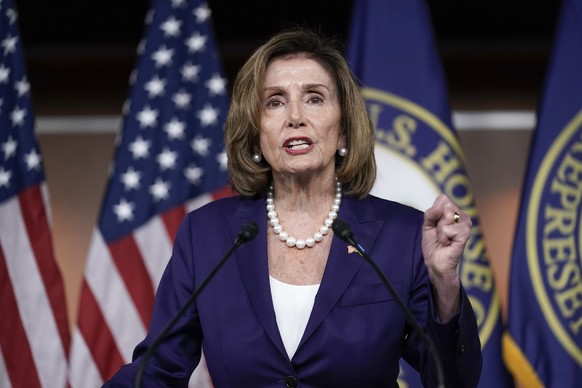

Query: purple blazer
[105,194,482,387]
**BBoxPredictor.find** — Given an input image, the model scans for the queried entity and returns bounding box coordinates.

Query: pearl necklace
[266,179,342,249]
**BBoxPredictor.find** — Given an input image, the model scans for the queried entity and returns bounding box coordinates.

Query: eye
[265,96,285,108]
[306,94,324,105]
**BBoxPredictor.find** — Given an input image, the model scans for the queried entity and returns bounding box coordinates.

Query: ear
[251,138,261,154]
[337,133,347,149]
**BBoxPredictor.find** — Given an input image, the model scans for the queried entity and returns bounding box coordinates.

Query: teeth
[287,139,306,146]
[286,139,309,149]
[289,143,309,150]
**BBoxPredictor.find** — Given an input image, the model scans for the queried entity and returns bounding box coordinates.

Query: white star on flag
[172,90,191,108]
[184,163,203,184]
[121,167,142,190]
[136,106,158,127]
[164,118,186,139]
[0,166,11,187]
[193,3,211,22]
[156,147,178,170]
[197,103,219,126]
[1,34,17,54]
[149,178,170,201]
[191,134,211,156]
[185,31,207,52]
[1,135,17,158]
[0,64,9,83]
[24,148,41,170]
[129,136,151,159]
[181,62,201,81]
[113,198,135,222]
[10,105,25,126]
[144,75,166,97]
[151,45,174,67]
[160,16,182,37]
[15,76,29,96]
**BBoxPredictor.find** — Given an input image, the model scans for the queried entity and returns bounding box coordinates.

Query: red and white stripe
[0,183,70,388]
[69,188,231,387]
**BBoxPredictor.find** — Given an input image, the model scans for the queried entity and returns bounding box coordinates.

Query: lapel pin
[347,245,359,254]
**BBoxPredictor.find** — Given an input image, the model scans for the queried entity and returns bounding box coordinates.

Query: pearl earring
[338,147,348,157]
[252,153,262,163]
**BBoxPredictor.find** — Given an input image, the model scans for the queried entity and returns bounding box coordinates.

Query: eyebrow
[263,83,332,93]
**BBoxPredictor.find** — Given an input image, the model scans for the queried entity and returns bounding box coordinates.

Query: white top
[269,276,320,359]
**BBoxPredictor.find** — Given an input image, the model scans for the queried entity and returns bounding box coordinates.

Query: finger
[453,211,460,224]
[441,213,472,244]
[436,196,467,227]
[423,195,448,226]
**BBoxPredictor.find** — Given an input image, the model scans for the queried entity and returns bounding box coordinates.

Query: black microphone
[332,219,446,388]
[134,221,259,388]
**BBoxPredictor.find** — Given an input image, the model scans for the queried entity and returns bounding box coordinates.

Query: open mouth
[284,138,312,151]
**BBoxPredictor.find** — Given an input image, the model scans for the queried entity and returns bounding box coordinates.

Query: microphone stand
[134,222,258,388]
[332,219,446,388]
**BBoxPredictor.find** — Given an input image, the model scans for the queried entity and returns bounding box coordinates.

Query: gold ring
[453,212,460,223]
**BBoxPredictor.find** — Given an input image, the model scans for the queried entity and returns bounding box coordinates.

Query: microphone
[134,221,259,388]
[332,219,446,388]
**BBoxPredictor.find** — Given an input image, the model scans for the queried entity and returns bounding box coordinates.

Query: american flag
[0,0,71,386]
[68,0,231,386]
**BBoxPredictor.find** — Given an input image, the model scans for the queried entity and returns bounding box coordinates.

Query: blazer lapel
[228,197,288,358]
[299,196,384,349]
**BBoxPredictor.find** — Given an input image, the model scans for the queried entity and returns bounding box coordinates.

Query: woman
[105,29,482,387]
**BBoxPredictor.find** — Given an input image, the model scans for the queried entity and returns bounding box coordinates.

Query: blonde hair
[225,28,376,198]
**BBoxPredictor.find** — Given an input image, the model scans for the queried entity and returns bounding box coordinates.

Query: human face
[258,54,345,179]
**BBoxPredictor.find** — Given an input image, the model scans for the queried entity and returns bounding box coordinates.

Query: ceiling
[15,0,562,115]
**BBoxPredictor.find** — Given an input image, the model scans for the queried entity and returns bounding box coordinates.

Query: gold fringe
[502,333,544,388]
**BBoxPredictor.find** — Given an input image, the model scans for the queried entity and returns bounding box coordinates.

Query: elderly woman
[105,29,482,387]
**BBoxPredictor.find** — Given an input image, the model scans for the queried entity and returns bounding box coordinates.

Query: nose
[287,100,305,128]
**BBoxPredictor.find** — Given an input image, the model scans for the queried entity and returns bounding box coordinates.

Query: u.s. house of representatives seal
[526,109,582,366]
[363,87,500,348]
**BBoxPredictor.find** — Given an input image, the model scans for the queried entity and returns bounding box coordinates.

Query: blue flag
[347,1,513,387]
[503,0,582,386]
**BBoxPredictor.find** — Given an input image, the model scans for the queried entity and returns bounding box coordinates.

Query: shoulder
[339,194,424,235]
[360,194,424,220]
[174,195,261,240]
[182,194,262,225]
[189,195,245,216]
